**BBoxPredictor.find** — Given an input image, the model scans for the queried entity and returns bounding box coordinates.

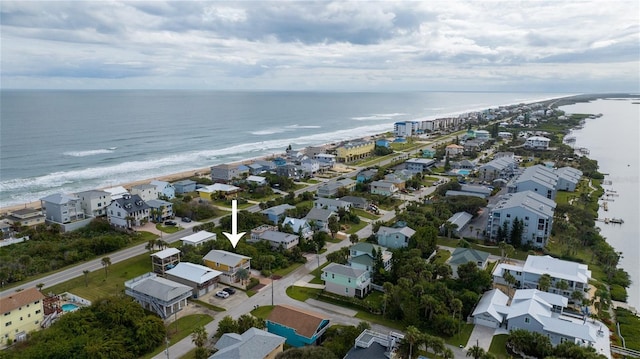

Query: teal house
[322,262,372,298]
[421,148,436,158]
[266,305,330,347]
[376,225,416,249]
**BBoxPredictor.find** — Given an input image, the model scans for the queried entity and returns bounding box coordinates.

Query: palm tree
[349,233,359,245]
[101,257,111,278]
[538,273,552,292]
[191,325,209,359]
[36,283,44,292]
[467,344,486,359]
[236,268,250,286]
[83,270,90,287]
[441,348,455,359]
[405,326,422,359]
[555,279,569,295]
[503,271,516,297]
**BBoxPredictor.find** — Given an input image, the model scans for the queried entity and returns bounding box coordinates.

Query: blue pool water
[457,169,471,175]
[61,303,79,312]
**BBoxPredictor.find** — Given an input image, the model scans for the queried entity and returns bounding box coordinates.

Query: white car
[216,291,229,299]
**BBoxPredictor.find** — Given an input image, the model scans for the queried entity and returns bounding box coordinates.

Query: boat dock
[597,218,624,224]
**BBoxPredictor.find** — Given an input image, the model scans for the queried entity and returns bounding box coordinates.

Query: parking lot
[201,286,249,309]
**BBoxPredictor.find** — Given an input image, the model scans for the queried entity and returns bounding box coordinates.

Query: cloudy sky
[1,1,638,92]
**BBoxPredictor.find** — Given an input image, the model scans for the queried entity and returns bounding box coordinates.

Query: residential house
[404,158,436,173]
[304,208,336,232]
[313,198,351,212]
[0,219,13,239]
[251,160,277,174]
[443,211,473,237]
[464,139,488,153]
[146,199,173,222]
[130,183,159,202]
[340,196,369,210]
[261,204,295,224]
[197,183,242,200]
[246,175,268,186]
[165,262,222,298]
[305,146,329,158]
[478,157,518,182]
[312,154,336,170]
[299,158,320,176]
[494,151,515,160]
[276,164,299,179]
[376,225,415,249]
[316,178,356,197]
[250,225,300,250]
[348,242,392,273]
[334,141,375,162]
[498,131,513,139]
[322,263,372,298]
[452,159,476,170]
[5,208,45,229]
[0,287,45,343]
[150,180,175,200]
[471,289,610,356]
[103,186,129,200]
[151,248,181,276]
[211,163,248,182]
[356,169,377,183]
[266,305,330,347]
[421,148,436,158]
[77,189,111,217]
[445,190,488,199]
[345,329,403,359]
[474,129,491,140]
[458,184,493,198]
[40,193,92,231]
[124,272,192,319]
[507,165,558,200]
[211,327,286,359]
[180,231,216,247]
[281,217,313,239]
[555,167,582,192]
[107,194,150,228]
[203,250,251,285]
[272,157,287,167]
[173,179,197,194]
[524,136,551,150]
[493,255,591,300]
[248,163,266,175]
[445,144,464,157]
[369,180,398,196]
[448,247,490,279]
[375,139,390,148]
[486,191,556,247]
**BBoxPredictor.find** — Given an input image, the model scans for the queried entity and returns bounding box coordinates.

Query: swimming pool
[61,303,79,312]
[456,169,471,176]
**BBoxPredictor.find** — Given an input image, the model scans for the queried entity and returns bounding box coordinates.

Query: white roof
[526,136,550,141]
[198,183,241,193]
[103,186,129,199]
[246,175,266,182]
[127,275,192,302]
[523,255,591,284]
[181,231,216,244]
[165,262,222,284]
[512,289,568,308]
[472,288,509,322]
[151,247,181,259]
[203,250,251,267]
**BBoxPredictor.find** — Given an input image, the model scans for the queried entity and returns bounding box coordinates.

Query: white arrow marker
[223,199,246,248]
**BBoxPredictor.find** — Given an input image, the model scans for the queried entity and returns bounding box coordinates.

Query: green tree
[215,316,238,338]
[83,270,90,287]
[237,268,250,286]
[328,216,340,239]
[101,256,111,278]
[349,233,359,245]
[191,326,209,359]
[404,326,423,359]
[467,345,486,359]
[538,273,552,292]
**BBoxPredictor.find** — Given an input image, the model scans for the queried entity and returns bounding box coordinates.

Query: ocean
[560,98,640,310]
[0,90,564,207]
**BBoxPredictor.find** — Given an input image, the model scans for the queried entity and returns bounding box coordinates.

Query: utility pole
[165,336,170,359]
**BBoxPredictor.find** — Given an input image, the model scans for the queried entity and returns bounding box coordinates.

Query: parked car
[164,220,177,226]
[215,291,229,299]
[222,287,236,295]
[181,217,192,223]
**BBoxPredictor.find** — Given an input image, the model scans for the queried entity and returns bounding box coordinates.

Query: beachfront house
[249,225,300,250]
[103,186,129,200]
[145,199,173,222]
[151,247,181,276]
[40,193,92,231]
[266,305,330,347]
[210,163,249,182]
[124,272,192,319]
[203,250,251,285]
[77,189,111,218]
[165,262,222,298]
[281,217,313,239]
[448,247,490,278]
[261,204,295,224]
[4,208,45,229]
[150,180,175,199]
[0,287,45,344]
[299,158,320,176]
[313,198,351,212]
[322,263,372,298]
[334,140,375,163]
[524,136,551,150]
[130,183,159,202]
[212,328,286,359]
[493,255,591,301]
[312,153,336,170]
[107,194,150,228]
[486,191,556,247]
[197,183,241,200]
[369,180,398,196]
[304,208,336,232]
[173,179,196,194]
[376,225,416,249]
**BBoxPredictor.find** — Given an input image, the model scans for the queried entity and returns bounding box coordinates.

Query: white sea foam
[63,148,115,157]
[285,124,322,129]
[351,113,406,121]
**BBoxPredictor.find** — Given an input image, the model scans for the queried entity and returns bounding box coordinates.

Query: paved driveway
[466,324,496,350]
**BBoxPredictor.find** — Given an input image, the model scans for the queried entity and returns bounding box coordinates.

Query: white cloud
[1,0,638,91]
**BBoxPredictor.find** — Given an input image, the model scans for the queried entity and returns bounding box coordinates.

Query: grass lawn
[354,311,404,331]
[45,251,153,302]
[250,305,275,319]
[309,262,330,284]
[488,334,511,358]
[326,236,342,243]
[273,262,304,277]
[430,249,451,265]
[441,323,474,347]
[141,314,213,359]
[179,348,197,359]
[212,199,255,209]
[303,179,321,184]
[286,285,322,302]
[344,221,368,234]
[616,308,640,351]
[352,208,380,220]
[156,223,182,234]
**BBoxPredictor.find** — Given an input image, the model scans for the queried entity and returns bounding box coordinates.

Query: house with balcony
[486,191,556,247]
[507,165,558,200]
[369,180,398,196]
[146,199,173,222]
[555,167,582,192]
[77,189,111,217]
[376,225,416,249]
[107,194,150,228]
[340,196,369,210]
[524,136,551,150]
[40,193,91,231]
[313,198,351,212]
[203,250,251,285]
[165,262,222,298]
[345,329,403,358]
[246,175,267,186]
[316,178,356,197]
[5,208,45,229]
[249,225,299,250]
[261,204,295,224]
[356,169,377,183]
[445,144,464,157]
[173,179,196,194]
[266,305,330,347]
[281,217,313,239]
[404,158,436,173]
[150,180,175,199]
[0,287,45,344]
[312,153,336,170]
[299,158,320,176]
[103,186,129,200]
[478,157,518,182]
[197,183,241,200]
[211,163,249,182]
[151,247,181,276]
[322,263,372,298]
[334,141,375,163]
[124,272,192,319]
[348,242,392,274]
[493,255,591,301]
[212,327,286,359]
[304,208,336,232]
[131,183,159,202]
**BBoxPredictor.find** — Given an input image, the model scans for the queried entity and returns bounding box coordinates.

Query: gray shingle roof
[450,247,490,266]
[129,276,192,302]
[323,262,366,278]
[212,328,285,359]
[203,250,251,267]
[305,208,335,221]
